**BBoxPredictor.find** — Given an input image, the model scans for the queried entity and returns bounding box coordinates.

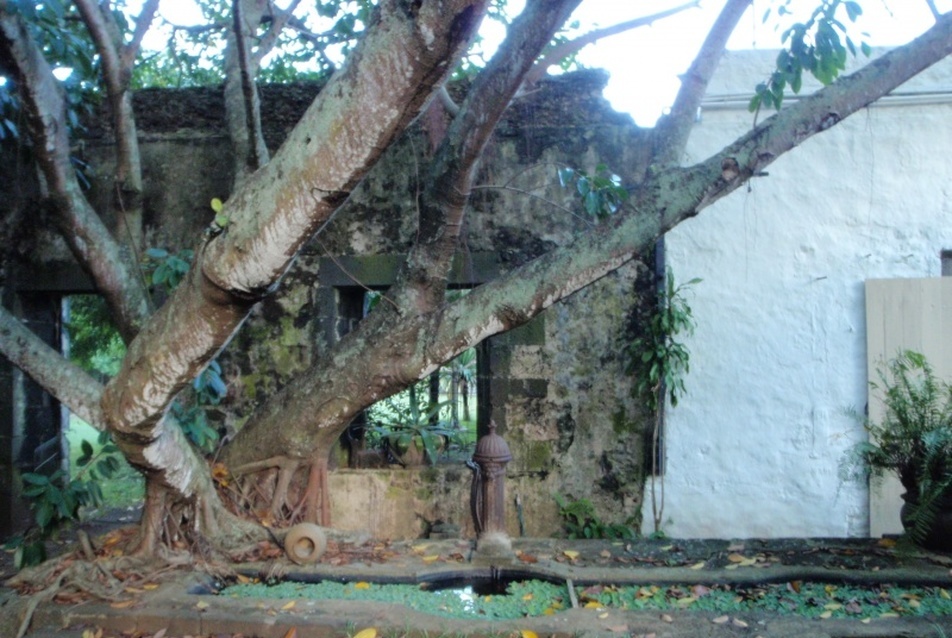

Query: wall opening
[336,287,486,468]
[941,249,952,277]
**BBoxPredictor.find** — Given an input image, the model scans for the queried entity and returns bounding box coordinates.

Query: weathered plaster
[657,50,952,538]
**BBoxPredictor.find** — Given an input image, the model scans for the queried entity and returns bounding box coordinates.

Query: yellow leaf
[877,538,897,548]
[283,629,297,638]
[689,561,706,570]
[355,582,371,590]
[824,603,842,611]
[124,587,143,593]
[598,612,609,619]
[660,545,674,551]
[143,583,159,590]
[819,611,833,619]
[236,575,251,584]
[584,601,603,609]
[520,631,538,638]
[908,599,921,608]
[522,593,533,601]
[195,601,209,610]
[352,628,378,638]
[563,550,580,560]
[411,544,429,554]
[82,630,96,638]
[543,608,555,616]
[675,596,696,607]
[281,601,296,610]
[941,588,951,600]
[739,558,758,567]
[110,600,136,609]
[727,553,745,563]
[422,555,440,563]
[210,197,224,213]
[484,596,492,602]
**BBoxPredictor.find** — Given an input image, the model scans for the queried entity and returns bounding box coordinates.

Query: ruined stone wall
[1,71,655,540]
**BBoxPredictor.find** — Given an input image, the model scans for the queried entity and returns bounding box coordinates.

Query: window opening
[338,288,482,468]
[941,249,952,277]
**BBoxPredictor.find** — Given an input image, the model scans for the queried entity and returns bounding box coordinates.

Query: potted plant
[844,350,952,550]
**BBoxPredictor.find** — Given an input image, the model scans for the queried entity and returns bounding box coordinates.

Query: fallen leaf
[675,596,696,607]
[712,615,729,624]
[152,629,167,638]
[907,599,921,608]
[660,545,674,551]
[236,575,251,585]
[522,593,533,601]
[600,550,612,558]
[824,603,842,611]
[282,629,297,638]
[110,600,136,609]
[606,625,628,633]
[195,601,209,611]
[563,550,580,561]
[788,580,802,594]
[354,582,371,590]
[941,588,951,600]
[281,601,296,610]
[584,601,603,609]
[598,612,609,619]
[861,618,872,624]
[352,628,378,638]
[692,585,711,598]
[520,631,538,638]
[819,611,833,619]
[518,553,538,564]
[689,561,706,570]
[727,553,746,563]
[877,538,897,548]
[422,555,440,563]
[732,618,748,628]
[660,614,673,623]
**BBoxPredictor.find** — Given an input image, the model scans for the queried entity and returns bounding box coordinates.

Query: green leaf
[210,197,224,213]
[21,473,49,486]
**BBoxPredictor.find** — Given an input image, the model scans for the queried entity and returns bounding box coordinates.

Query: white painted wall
[654,50,952,538]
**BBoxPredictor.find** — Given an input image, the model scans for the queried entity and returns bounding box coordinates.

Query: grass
[66,415,144,513]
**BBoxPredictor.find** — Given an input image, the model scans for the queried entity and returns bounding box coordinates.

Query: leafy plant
[554,494,635,540]
[11,429,124,568]
[751,0,871,112]
[367,381,457,465]
[627,270,699,536]
[143,247,194,293]
[843,350,952,547]
[173,359,227,454]
[557,163,629,220]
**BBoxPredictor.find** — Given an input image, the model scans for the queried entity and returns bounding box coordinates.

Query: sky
[568,0,951,125]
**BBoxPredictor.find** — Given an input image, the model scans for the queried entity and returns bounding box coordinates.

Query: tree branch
[252,0,304,66]
[392,0,583,311]
[525,0,700,84]
[652,0,750,165]
[0,306,105,428]
[121,0,161,69]
[0,8,151,342]
[224,0,270,180]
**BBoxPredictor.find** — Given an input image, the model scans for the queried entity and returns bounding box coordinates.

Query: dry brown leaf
[727,553,745,563]
[282,628,297,638]
[281,601,296,610]
[660,614,673,623]
[110,600,136,609]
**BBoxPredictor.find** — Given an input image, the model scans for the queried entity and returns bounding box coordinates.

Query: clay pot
[283,523,327,564]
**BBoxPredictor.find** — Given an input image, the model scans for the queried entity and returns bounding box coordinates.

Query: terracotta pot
[900,490,952,552]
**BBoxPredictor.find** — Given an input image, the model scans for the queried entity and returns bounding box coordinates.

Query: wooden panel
[865,278,952,537]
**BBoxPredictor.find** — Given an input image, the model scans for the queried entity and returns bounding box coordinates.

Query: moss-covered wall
[2,71,656,540]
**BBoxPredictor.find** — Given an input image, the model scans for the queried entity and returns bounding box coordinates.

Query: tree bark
[98,0,488,507]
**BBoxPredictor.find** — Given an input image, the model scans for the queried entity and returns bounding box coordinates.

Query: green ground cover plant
[220,578,952,621]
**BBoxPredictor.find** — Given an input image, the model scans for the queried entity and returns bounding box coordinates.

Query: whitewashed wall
[654,50,952,538]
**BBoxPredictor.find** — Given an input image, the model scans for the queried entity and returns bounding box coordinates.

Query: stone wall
[1,71,655,540]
